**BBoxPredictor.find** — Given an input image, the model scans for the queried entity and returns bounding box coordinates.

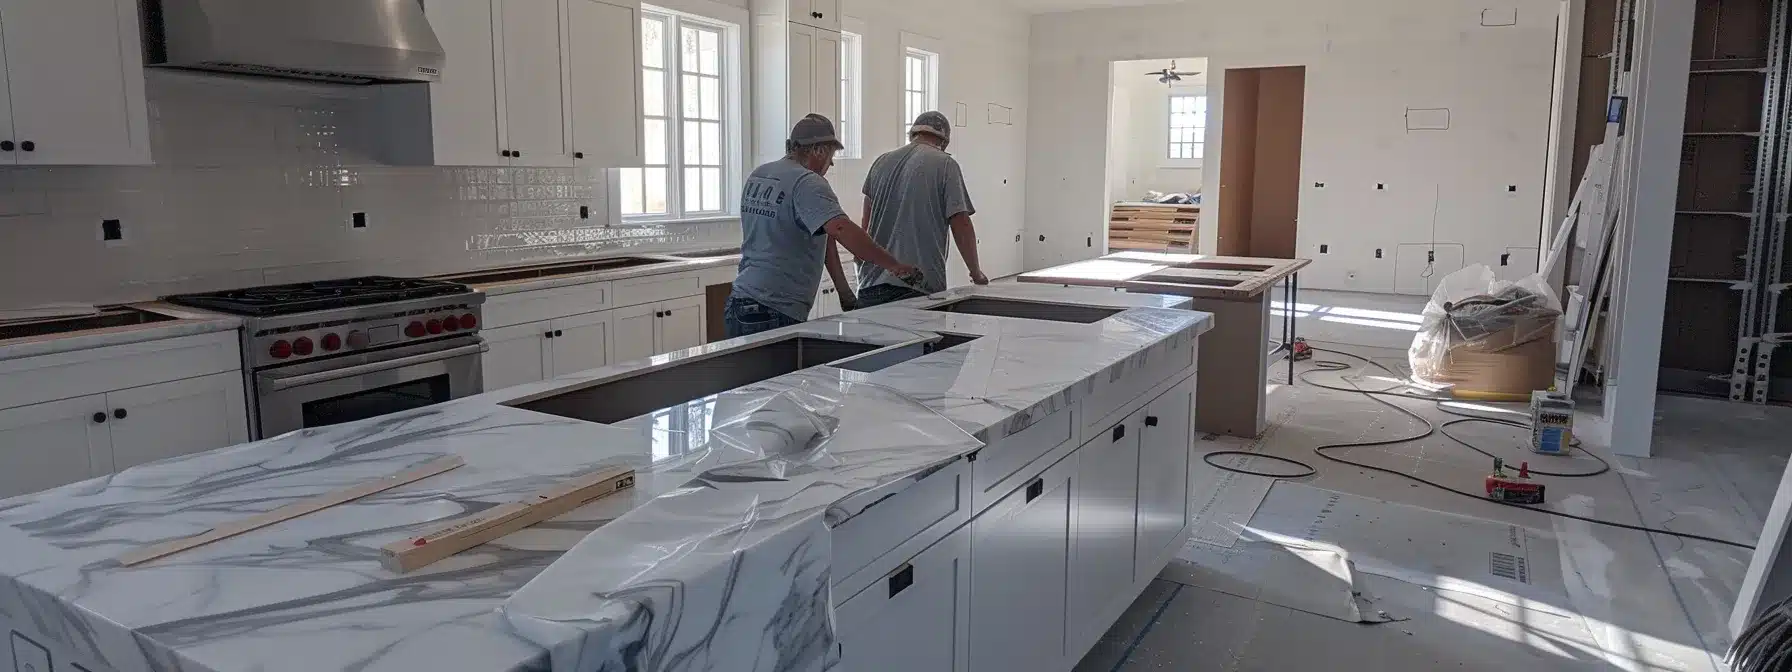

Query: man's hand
[970,270,989,285]
[838,290,859,312]
[890,263,925,288]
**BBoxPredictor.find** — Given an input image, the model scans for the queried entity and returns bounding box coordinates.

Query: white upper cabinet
[750,7,841,165]
[0,0,150,165]
[757,0,839,32]
[388,0,641,168]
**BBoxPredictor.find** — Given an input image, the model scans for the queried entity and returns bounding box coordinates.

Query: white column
[1597,0,1692,457]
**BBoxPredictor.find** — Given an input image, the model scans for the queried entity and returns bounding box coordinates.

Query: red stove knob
[347,330,370,349]
[442,317,460,332]
[292,337,314,356]
[321,333,342,351]
[405,321,426,338]
[426,318,444,335]
[269,340,293,359]
[459,313,478,330]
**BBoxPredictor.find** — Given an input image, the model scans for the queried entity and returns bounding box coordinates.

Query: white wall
[1109,58,1207,201]
[1025,0,1561,295]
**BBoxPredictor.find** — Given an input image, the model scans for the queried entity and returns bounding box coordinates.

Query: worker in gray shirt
[847,111,986,309]
[726,114,923,338]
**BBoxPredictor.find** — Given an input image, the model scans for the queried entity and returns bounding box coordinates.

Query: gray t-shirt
[732,158,848,321]
[858,143,975,294]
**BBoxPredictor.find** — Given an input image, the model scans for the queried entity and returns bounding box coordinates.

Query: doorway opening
[1103,57,1207,254]
[1215,65,1306,258]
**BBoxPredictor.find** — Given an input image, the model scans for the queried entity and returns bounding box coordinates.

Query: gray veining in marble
[0,283,1209,672]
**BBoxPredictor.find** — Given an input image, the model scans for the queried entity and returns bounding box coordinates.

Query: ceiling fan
[1146,61,1200,86]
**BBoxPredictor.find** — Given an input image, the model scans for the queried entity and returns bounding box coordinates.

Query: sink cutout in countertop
[0,307,178,341]
[442,257,671,285]
[832,333,982,373]
[925,297,1123,324]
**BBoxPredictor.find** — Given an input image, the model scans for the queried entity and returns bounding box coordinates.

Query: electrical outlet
[1347,270,1358,280]
[350,212,368,230]
[1319,244,1329,254]
[1376,183,1386,191]
[1507,185,1518,193]
[1375,248,1383,259]
[100,219,125,245]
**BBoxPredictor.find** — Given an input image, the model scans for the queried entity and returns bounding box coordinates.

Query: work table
[0,283,1210,672]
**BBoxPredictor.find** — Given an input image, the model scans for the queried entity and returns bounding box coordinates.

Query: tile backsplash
[0,71,739,310]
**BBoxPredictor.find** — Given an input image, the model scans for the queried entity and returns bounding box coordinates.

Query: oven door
[254,336,486,438]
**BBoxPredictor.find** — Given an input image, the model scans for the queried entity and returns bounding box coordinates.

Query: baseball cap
[788,114,842,149]
[909,111,951,143]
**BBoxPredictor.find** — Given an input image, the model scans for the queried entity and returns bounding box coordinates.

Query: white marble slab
[0,302,240,362]
[0,284,1210,672]
[451,254,740,297]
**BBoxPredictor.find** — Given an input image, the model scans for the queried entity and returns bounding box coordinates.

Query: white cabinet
[836,525,970,671]
[392,0,641,167]
[755,0,839,32]
[751,14,842,165]
[0,395,110,499]
[1134,377,1194,581]
[1069,415,1144,651]
[481,311,614,391]
[659,295,705,353]
[551,310,614,376]
[968,452,1076,672]
[612,296,705,363]
[0,0,150,165]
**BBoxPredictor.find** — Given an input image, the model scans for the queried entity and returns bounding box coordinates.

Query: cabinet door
[808,29,842,124]
[498,0,572,166]
[657,296,706,353]
[0,0,149,165]
[0,395,108,499]
[423,0,507,165]
[803,0,841,31]
[1069,416,1144,650]
[483,321,552,391]
[550,310,612,377]
[786,23,816,121]
[612,303,660,363]
[1135,378,1194,581]
[836,525,970,671]
[969,454,1074,672]
[105,373,247,472]
[568,0,643,167]
[0,19,14,167]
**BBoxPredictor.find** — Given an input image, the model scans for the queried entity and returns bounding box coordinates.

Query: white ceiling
[999,0,1185,14]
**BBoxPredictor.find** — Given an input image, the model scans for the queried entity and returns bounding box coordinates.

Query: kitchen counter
[0,283,1210,672]
[0,302,240,362]
[438,252,741,297]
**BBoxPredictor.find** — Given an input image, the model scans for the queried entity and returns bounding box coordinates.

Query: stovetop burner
[167,276,473,317]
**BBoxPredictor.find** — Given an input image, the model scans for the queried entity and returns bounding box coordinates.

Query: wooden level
[380,465,636,573]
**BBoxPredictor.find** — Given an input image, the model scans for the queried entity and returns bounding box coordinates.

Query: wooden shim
[117,455,466,567]
[380,466,637,573]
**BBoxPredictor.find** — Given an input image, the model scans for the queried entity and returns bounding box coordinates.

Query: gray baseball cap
[909,111,951,143]
[788,114,842,149]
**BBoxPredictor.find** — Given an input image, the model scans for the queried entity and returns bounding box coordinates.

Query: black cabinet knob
[0,141,13,151]
[114,408,127,420]
[92,412,107,424]
[501,150,511,158]
[512,150,521,157]
[554,330,564,337]
[1145,415,1159,427]
[20,140,34,152]
[574,151,585,159]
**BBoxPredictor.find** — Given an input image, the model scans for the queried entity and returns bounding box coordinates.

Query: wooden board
[1109,203,1199,252]
[1020,253,1310,300]
[117,455,466,567]
[380,465,636,573]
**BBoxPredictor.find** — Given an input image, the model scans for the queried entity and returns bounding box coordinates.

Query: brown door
[1216,66,1305,258]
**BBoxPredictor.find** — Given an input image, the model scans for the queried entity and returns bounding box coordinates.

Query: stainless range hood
[146,0,445,85]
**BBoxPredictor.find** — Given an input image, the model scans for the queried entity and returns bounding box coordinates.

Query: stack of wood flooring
[1108,202,1199,252]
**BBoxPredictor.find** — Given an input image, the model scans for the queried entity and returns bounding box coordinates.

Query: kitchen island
[0,283,1211,672]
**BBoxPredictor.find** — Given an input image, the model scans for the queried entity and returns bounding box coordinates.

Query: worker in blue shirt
[726,114,923,338]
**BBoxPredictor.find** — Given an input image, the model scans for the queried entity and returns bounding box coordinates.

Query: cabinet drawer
[613,272,703,308]
[836,524,970,671]
[483,282,613,329]
[1081,335,1195,442]
[971,405,1075,513]
[0,331,241,410]
[833,457,970,599]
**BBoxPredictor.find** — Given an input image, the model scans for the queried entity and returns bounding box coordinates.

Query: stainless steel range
[167,277,486,439]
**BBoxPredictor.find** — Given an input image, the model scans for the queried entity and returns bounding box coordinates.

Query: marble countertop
[0,283,1209,672]
[1018,251,1311,300]
[441,251,742,297]
[0,302,241,363]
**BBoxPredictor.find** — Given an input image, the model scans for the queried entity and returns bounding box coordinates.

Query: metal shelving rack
[1758,0,1792,401]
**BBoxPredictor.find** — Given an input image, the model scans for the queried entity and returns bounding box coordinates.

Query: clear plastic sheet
[1408,264,1562,392]
[500,371,984,671]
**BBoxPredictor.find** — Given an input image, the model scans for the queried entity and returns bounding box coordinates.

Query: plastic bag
[1408,264,1562,392]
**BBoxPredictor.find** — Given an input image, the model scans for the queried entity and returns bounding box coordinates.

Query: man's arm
[823,216,916,283]
[825,236,857,310]
[949,213,987,285]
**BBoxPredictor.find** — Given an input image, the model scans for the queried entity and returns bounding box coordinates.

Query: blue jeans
[857,283,926,308]
[724,295,803,338]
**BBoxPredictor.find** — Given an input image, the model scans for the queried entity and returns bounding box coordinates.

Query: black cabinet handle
[114,408,127,420]
[544,331,555,339]
[574,151,585,159]
[501,150,512,158]
[92,412,107,424]
[554,330,564,337]
[1145,415,1159,427]
[20,140,34,152]
[1112,424,1125,442]
[888,563,914,597]
[1025,477,1044,502]
[512,150,521,157]
[0,141,13,151]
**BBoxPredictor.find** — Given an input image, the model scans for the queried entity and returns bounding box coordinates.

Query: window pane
[644,119,667,165]
[621,168,644,215]
[1195,111,1207,128]
[702,167,722,211]
[643,69,665,116]
[697,29,719,75]
[682,120,700,164]
[701,122,721,165]
[1168,143,1181,159]
[681,75,701,117]
[1196,97,1208,112]
[1190,143,1204,159]
[642,18,664,68]
[699,77,720,119]
[684,167,702,211]
[681,27,699,72]
[644,167,668,214]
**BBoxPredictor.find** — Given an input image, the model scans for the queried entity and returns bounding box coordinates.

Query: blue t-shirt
[732,158,848,321]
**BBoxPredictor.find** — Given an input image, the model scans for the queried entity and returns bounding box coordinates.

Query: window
[622,8,734,219]
[903,48,938,141]
[1167,93,1207,160]
[839,31,863,159]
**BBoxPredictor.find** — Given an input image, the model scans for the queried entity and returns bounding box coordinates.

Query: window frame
[839,30,864,159]
[621,6,740,222]
[902,47,939,143]
[1165,90,1207,166]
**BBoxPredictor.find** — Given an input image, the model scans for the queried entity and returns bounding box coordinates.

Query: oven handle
[258,342,488,392]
